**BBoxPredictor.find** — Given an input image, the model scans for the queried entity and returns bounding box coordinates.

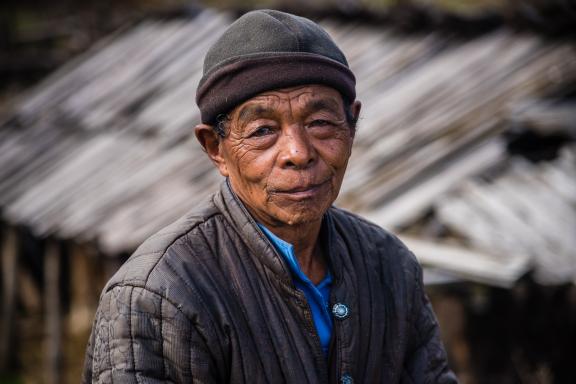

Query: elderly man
[82,9,456,383]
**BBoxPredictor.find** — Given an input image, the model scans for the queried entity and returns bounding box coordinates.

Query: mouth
[269,179,331,200]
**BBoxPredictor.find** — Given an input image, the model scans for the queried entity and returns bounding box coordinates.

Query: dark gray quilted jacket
[82,180,457,383]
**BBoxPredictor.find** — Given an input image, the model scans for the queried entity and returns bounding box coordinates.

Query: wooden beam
[400,235,530,287]
[0,225,18,372]
[68,242,96,335]
[44,239,62,384]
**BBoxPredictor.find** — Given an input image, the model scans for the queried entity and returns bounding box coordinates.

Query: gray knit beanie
[196,9,356,124]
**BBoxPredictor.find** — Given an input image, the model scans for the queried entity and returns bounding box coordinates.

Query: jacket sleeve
[82,284,219,384]
[403,263,459,383]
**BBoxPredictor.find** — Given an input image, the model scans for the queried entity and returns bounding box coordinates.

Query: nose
[278,125,316,169]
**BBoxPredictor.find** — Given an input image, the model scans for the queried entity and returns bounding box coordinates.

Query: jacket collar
[213,179,342,285]
[214,179,293,285]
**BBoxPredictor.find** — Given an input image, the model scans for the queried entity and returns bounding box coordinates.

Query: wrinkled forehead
[231,84,345,119]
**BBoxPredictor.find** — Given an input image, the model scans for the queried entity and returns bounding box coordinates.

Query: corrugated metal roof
[1,9,575,285]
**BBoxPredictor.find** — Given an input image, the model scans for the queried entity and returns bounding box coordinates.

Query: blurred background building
[1,1,575,383]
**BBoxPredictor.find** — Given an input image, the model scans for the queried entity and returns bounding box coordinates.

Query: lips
[269,179,331,200]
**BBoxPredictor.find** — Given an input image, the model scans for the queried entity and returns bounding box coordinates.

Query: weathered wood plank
[400,235,530,287]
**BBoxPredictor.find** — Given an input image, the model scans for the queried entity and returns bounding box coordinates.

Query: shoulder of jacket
[103,196,222,292]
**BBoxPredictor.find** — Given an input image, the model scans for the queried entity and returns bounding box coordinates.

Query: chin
[271,203,330,226]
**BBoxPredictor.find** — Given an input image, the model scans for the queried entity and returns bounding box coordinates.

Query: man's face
[210,84,359,228]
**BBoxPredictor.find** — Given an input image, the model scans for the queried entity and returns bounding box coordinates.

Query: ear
[194,123,229,177]
[350,100,362,139]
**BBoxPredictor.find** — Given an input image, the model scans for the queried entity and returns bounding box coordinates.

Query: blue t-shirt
[258,224,333,356]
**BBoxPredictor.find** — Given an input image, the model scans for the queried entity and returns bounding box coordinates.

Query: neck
[265,219,327,285]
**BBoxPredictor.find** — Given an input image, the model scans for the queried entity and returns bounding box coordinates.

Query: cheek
[317,137,353,170]
[225,147,274,186]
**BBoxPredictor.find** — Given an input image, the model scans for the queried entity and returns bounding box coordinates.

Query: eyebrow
[303,99,342,116]
[237,105,276,126]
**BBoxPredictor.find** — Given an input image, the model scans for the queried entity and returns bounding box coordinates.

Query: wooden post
[44,239,62,384]
[0,226,18,372]
[68,243,96,336]
[430,292,472,382]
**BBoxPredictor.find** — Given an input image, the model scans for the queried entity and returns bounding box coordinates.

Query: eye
[309,119,332,128]
[249,125,275,138]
